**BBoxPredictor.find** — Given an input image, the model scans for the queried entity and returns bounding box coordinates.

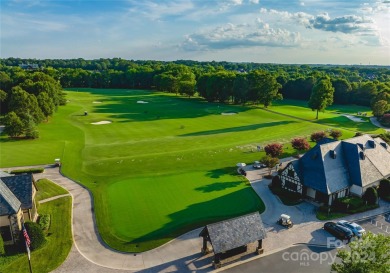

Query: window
[285,180,298,191]
[0,226,12,242]
[288,169,295,177]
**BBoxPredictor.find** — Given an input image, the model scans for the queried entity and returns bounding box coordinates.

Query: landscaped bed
[0,89,383,252]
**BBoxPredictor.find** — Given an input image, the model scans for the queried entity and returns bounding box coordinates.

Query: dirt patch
[91,121,112,125]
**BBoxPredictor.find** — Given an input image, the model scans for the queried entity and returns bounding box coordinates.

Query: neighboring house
[0,172,38,244]
[19,63,39,70]
[280,135,390,206]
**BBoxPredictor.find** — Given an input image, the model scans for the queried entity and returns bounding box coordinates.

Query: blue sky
[1,0,389,64]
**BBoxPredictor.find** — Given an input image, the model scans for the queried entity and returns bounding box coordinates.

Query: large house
[0,172,38,244]
[280,135,390,206]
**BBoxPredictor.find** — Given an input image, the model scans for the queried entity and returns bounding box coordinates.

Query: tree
[248,70,282,107]
[331,232,390,273]
[372,100,389,117]
[378,179,390,198]
[3,111,24,137]
[310,131,328,143]
[363,187,378,205]
[22,114,39,139]
[308,78,335,119]
[37,92,55,120]
[329,129,342,140]
[291,138,310,155]
[260,155,280,175]
[264,143,284,157]
[21,222,46,250]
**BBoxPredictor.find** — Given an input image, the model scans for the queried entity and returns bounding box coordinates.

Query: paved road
[221,245,337,273]
[370,117,390,132]
[222,213,390,273]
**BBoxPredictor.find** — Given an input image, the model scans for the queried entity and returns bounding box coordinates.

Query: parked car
[324,222,354,241]
[253,161,265,169]
[337,220,366,238]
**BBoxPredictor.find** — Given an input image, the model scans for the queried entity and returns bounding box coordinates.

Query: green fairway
[0,89,384,252]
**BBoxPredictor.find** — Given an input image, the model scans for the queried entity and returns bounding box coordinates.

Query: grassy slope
[35,178,69,201]
[0,89,384,252]
[0,197,72,273]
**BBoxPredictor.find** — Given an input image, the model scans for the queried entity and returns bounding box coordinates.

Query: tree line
[1,58,389,137]
[0,66,66,138]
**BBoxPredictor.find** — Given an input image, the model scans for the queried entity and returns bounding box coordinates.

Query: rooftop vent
[357,143,365,151]
[330,150,337,159]
[360,151,365,160]
[368,140,376,148]
[380,142,388,149]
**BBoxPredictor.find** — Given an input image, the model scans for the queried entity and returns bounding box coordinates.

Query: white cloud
[180,20,301,51]
[249,0,260,4]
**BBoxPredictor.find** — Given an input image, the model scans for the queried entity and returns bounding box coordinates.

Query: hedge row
[10,167,44,174]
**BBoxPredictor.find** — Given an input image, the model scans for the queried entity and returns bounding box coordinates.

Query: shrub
[310,131,327,142]
[264,143,283,157]
[379,179,390,198]
[10,167,44,174]
[38,214,51,231]
[329,129,342,140]
[291,137,310,153]
[379,114,390,127]
[22,222,46,250]
[0,233,5,256]
[363,187,378,205]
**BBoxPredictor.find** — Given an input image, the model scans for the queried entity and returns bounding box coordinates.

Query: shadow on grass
[180,121,296,137]
[205,167,237,178]
[195,181,242,193]
[114,188,264,252]
[82,89,251,122]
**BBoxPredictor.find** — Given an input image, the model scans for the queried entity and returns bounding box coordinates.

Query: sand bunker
[93,101,102,104]
[221,112,237,115]
[137,100,149,104]
[343,115,366,122]
[91,121,112,125]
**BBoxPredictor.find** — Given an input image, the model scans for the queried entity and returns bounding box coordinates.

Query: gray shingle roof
[1,173,34,210]
[0,180,21,216]
[200,212,266,254]
[298,135,390,194]
[0,171,12,178]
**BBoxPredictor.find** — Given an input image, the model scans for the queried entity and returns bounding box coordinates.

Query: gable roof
[199,212,266,254]
[298,135,390,194]
[0,171,12,178]
[1,173,34,210]
[0,180,21,216]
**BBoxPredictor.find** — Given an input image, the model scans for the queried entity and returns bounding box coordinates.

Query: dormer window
[330,150,336,159]
[360,151,365,160]
[381,142,388,149]
[368,140,376,148]
[357,143,365,151]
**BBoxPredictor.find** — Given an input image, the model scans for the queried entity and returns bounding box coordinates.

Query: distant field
[0,89,384,252]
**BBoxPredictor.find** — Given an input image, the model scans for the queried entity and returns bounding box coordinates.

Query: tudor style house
[0,171,38,244]
[280,135,390,205]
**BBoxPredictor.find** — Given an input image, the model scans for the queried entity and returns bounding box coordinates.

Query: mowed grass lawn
[0,196,72,273]
[0,89,384,252]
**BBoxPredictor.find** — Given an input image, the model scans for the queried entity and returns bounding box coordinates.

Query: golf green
[0,88,383,252]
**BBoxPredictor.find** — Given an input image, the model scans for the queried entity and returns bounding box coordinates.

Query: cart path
[38,194,71,204]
